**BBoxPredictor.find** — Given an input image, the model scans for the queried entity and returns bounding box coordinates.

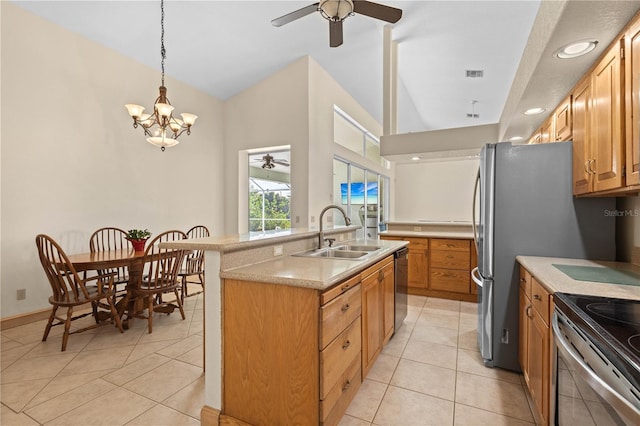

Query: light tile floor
[1,294,535,425]
[339,295,536,426]
[1,291,205,426]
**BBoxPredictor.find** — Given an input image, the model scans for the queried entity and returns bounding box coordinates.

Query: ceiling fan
[256,153,290,169]
[271,0,402,48]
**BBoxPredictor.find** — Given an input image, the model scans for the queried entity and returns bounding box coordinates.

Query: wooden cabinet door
[627,20,640,186]
[554,95,572,142]
[540,117,554,143]
[407,239,428,289]
[528,309,549,422]
[519,289,529,385]
[361,270,382,376]
[382,262,395,345]
[592,39,624,192]
[572,76,593,195]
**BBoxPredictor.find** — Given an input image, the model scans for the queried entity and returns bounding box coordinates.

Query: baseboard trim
[1,308,51,330]
[632,246,640,266]
[200,405,221,426]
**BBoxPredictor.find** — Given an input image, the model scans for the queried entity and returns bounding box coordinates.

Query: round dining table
[65,249,148,328]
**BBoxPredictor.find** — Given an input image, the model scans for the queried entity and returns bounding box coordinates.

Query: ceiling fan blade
[353,1,402,23]
[271,3,319,27]
[329,20,343,48]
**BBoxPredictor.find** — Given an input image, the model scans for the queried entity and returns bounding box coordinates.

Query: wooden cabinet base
[407,287,477,302]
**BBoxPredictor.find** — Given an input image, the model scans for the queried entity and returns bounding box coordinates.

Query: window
[334,157,389,240]
[334,106,390,169]
[248,149,291,236]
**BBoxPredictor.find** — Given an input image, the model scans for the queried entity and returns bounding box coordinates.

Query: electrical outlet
[273,245,284,257]
[311,216,315,223]
[17,289,26,300]
[413,226,422,232]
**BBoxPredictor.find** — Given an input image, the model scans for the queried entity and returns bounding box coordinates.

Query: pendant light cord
[160,0,166,87]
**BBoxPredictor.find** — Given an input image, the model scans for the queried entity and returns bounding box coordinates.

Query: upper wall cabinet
[572,75,593,195]
[554,95,572,142]
[572,38,625,195]
[626,19,640,187]
[591,38,625,192]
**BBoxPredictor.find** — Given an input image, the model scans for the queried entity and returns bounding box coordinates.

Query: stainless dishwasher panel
[394,247,408,331]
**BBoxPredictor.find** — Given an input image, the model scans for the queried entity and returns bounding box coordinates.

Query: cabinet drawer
[320,353,361,424]
[531,278,550,325]
[430,268,470,294]
[321,274,361,305]
[406,237,429,250]
[519,266,532,296]
[430,250,470,270]
[320,317,361,399]
[430,238,470,251]
[320,284,362,349]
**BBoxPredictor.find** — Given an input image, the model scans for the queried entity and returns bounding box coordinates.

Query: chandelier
[125,0,197,151]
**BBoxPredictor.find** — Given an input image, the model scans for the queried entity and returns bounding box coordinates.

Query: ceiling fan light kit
[271,0,402,48]
[125,0,197,151]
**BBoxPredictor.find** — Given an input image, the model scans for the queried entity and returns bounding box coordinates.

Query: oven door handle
[552,312,640,423]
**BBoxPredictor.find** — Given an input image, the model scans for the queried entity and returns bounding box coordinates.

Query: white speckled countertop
[516,256,640,301]
[221,239,408,290]
[381,221,474,239]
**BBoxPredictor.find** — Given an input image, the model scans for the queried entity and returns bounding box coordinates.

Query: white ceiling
[13,0,640,141]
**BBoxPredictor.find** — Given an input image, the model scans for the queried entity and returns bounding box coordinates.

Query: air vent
[466,70,484,78]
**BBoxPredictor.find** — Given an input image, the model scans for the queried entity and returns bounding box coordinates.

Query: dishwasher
[394,247,409,331]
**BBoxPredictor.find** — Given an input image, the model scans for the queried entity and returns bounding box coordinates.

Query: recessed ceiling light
[509,136,524,141]
[524,107,546,116]
[554,40,598,59]
[411,156,420,161]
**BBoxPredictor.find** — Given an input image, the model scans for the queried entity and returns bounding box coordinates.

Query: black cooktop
[554,293,640,390]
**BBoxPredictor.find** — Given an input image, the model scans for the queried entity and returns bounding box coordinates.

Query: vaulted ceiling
[13,1,640,143]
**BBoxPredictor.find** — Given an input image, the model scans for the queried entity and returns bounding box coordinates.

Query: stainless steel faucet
[318,205,352,249]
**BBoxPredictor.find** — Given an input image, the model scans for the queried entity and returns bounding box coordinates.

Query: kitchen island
[160,226,408,425]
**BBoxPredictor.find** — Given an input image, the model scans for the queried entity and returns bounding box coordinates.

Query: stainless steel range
[552,293,640,425]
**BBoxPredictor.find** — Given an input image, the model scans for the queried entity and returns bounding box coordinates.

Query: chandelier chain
[160,0,166,87]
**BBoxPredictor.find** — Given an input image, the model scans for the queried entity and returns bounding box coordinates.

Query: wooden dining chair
[89,227,131,299]
[134,230,187,333]
[178,225,210,301]
[36,234,124,351]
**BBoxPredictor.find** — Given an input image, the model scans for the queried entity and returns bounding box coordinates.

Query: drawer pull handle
[342,340,351,350]
[341,284,350,292]
[533,294,542,301]
[446,255,454,259]
[378,271,384,282]
[341,303,350,313]
[519,278,526,282]
[526,305,533,318]
[342,379,351,392]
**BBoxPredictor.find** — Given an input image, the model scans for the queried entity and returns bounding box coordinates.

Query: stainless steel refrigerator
[471,141,616,371]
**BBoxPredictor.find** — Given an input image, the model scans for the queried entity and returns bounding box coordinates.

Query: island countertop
[516,256,640,301]
[220,239,408,290]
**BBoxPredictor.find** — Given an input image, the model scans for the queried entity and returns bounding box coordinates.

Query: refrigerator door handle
[472,168,480,254]
[471,267,483,287]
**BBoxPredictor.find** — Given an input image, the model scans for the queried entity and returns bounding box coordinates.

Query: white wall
[393,158,479,222]
[223,57,310,234]
[617,196,640,263]
[308,57,386,228]
[1,3,224,318]
[224,56,389,234]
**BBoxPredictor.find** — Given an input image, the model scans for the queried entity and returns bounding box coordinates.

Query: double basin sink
[293,244,382,261]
